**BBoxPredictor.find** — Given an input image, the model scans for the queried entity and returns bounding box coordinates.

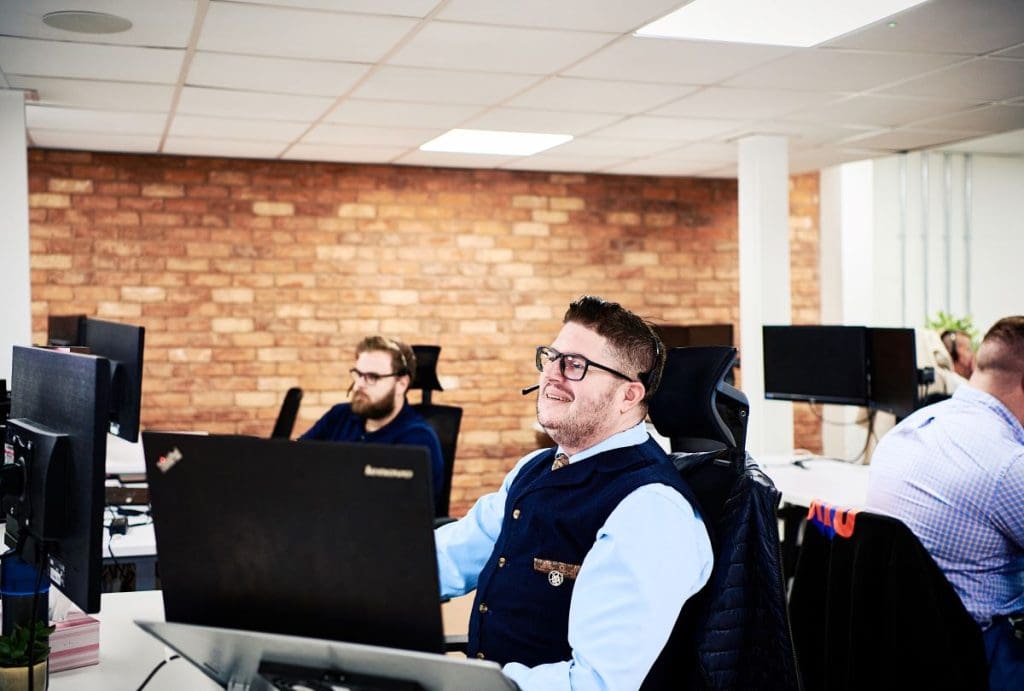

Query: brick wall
[790,173,823,453]
[27,149,819,514]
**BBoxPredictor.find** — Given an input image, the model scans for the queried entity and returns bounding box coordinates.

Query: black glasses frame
[349,368,402,386]
[535,346,635,383]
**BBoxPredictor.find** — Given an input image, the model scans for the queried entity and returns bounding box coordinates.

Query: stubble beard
[537,383,615,452]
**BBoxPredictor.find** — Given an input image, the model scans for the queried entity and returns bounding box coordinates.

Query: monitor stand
[136,620,518,691]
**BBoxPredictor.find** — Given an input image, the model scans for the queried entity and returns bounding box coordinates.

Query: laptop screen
[142,432,444,653]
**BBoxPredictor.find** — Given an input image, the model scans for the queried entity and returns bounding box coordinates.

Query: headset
[940,330,959,363]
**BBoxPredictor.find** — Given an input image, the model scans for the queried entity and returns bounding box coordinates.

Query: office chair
[270,387,303,439]
[789,501,988,690]
[647,346,800,691]
[410,345,462,520]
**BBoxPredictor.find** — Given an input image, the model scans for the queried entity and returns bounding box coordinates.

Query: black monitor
[762,325,869,406]
[47,316,145,442]
[657,324,734,348]
[867,327,919,419]
[143,433,444,653]
[3,346,109,613]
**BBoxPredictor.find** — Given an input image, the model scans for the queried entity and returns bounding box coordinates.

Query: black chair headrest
[648,346,749,462]
[410,345,444,392]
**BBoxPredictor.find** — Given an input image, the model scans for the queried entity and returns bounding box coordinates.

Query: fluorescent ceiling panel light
[635,0,929,48]
[420,128,572,156]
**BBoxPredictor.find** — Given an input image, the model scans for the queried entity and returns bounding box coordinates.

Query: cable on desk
[135,654,181,691]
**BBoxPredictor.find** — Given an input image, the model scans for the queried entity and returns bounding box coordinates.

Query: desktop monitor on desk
[143,433,444,654]
[762,325,870,406]
[867,327,919,419]
[3,346,109,614]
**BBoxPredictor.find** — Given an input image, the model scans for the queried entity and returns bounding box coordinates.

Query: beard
[351,384,398,421]
[536,381,616,452]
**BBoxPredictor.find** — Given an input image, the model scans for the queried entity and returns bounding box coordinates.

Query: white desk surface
[103,521,156,559]
[757,453,870,509]
[49,590,474,690]
[105,433,145,476]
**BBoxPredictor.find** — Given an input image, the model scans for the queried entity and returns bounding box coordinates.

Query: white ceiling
[1,0,1022,177]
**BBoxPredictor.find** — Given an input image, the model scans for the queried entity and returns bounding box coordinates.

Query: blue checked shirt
[867,384,1024,626]
[435,422,713,691]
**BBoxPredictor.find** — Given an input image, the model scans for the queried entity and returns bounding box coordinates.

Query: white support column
[0,91,31,384]
[738,135,793,457]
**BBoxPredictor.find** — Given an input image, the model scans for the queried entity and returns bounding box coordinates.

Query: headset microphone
[521,384,540,395]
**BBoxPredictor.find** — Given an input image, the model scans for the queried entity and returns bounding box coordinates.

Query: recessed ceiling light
[42,11,133,35]
[635,0,928,47]
[420,129,572,156]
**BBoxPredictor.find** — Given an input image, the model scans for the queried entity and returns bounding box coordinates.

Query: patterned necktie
[551,452,570,471]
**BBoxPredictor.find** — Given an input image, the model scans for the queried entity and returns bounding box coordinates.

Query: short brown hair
[976,316,1024,375]
[563,295,665,403]
[355,336,416,380]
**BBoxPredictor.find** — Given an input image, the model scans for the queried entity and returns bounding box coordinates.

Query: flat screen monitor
[142,433,444,653]
[762,325,869,406]
[4,346,109,613]
[867,327,919,419]
[656,324,734,348]
[49,317,145,442]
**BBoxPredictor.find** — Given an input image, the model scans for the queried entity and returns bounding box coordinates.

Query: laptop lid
[142,432,444,654]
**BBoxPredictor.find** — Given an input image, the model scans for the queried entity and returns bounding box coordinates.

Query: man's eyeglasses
[350,368,401,386]
[535,346,635,383]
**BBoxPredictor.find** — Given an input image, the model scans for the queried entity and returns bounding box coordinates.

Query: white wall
[0,91,31,385]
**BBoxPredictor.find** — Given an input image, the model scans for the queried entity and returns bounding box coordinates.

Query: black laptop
[142,432,445,654]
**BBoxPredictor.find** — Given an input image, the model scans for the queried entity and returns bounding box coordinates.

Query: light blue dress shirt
[867,384,1024,626]
[435,422,713,691]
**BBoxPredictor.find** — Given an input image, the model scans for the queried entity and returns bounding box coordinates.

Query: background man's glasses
[535,346,634,382]
[350,368,400,385]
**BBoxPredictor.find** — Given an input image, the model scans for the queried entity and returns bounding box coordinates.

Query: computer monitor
[762,325,870,406]
[47,316,146,442]
[867,327,919,419]
[2,346,109,613]
[143,433,444,653]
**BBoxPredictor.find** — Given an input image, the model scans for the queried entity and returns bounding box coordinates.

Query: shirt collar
[556,420,649,465]
[953,384,1024,443]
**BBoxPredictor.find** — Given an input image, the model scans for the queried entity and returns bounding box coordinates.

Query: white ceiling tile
[0,37,183,83]
[6,76,175,112]
[566,36,793,85]
[176,86,333,121]
[591,115,749,141]
[438,0,682,32]
[737,121,883,146]
[0,0,196,48]
[605,158,723,176]
[501,154,629,172]
[996,45,1024,59]
[188,53,370,97]
[650,141,740,163]
[304,123,439,147]
[507,77,697,114]
[912,104,1024,133]
[464,108,621,135]
[389,22,612,74]
[725,49,965,92]
[653,87,841,120]
[169,114,310,141]
[284,142,408,163]
[198,3,417,62]
[544,136,678,158]
[325,99,480,128]
[938,128,1024,155]
[689,166,737,179]
[843,129,979,151]
[26,105,167,134]
[880,58,1024,101]
[240,0,440,17]
[395,150,517,168]
[163,137,288,159]
[29,130,161,153]
[785,94,985,129]
[824,0,1024,55]
[352,66,537,105]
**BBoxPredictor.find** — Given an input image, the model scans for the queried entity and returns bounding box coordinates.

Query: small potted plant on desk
[0,621,53,691]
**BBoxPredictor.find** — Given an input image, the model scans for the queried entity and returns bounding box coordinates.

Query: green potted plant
[926,310,978,346]
[0,620,54,691]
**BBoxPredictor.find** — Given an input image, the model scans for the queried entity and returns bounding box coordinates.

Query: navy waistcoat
[467,437,700,671]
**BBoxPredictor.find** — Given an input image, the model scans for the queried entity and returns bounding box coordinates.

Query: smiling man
[435,296,712,691]
[299,335,444,505]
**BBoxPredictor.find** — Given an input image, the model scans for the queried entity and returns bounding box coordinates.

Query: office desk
[50,590,475,690]
[758,455,870,509]
[103,522,158,591]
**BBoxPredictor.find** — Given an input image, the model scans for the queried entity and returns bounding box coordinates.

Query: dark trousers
[984,618,1024,691]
